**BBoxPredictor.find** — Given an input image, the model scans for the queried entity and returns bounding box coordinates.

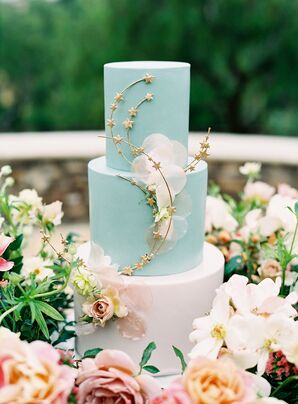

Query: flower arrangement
[0,162,297,403]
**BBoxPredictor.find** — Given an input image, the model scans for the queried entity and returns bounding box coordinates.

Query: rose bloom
[76,349,161,403]
[152,378,192,404]
[182,357,264,404]
[244,181,275,203]
[257,259,282,281]
[0,327,76,404]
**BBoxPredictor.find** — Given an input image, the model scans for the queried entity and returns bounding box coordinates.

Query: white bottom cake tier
[75,242,224,376]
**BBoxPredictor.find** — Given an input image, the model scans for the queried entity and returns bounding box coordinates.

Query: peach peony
[182,357,260,404]
[76,349,161,403]
[0,327,76,404]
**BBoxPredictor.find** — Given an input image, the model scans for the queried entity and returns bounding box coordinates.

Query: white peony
[41,201,64,226]
[239,162,261,177]
[21,256,54,281]
[244,181,275,202]
[205,196,238,232]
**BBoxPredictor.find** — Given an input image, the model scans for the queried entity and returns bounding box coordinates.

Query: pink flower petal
[94,350,138,375]
[0,235,14,256]
[0,258,14,272]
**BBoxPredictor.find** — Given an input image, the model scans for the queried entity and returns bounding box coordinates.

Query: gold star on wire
[194,153,202,161]
[152,161,161,170]
[136,261,144,270]
[141,254,151,264]
[128,107,138,117]
[153,231,162,240]
[168,206,177,215]
[188,164,196,172]
[146,197,155,206]
[143,73,154,83]
[110,102,118,111]
[114,92,123,102]
[122,266,133,276]
[145,93,154,101]
[113,134,123,144]
[201,150,210,159]
[200,142,210,149]
[107,118,116,128]
[123,118,134,129]
[41,233,50,243]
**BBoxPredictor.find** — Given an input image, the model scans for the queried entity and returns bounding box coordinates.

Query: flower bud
[0,165,12,176]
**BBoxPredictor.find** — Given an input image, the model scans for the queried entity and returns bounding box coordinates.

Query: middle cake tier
[89,157,207,276]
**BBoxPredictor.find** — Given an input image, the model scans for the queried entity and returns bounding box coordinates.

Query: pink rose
[244,182,275,202]
[0,327,76,403]
[277,183,298,199]
[152,378,192,404]
[0,234,14,272]
[76,349,161,403]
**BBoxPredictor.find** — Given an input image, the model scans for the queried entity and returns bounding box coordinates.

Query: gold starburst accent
[122,266,133,276]
[107,118,116,128]
[141,254,151,264]
[131,146,144,156]
[114,92,124,102]
[145,93,154,101]
[188,164,196,172]
[110,103,118,111]
[143,73,154,83]
[123,118,134,129]
[113,134,123,144]
[146,197,155,206]
[168,206,176,215]
[152,161,161,170]
[136,261,144,270]
[128,107,138,117]
[153,231,162,240]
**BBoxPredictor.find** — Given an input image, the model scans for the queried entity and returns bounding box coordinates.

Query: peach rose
[152,378,192,404]
[182,357,257,404]
[257,259,282,281]
[76,349,161,403]
[244,182,275,202]
[0,327,76,404]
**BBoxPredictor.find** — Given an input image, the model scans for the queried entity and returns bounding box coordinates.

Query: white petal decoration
[171,140,188,167]
[174,190,192,218]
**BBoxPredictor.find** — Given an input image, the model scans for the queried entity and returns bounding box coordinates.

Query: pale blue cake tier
[104,61,190,170]
[89,157,207,276]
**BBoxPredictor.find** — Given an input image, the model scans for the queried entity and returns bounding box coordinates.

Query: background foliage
[0,0,298,136]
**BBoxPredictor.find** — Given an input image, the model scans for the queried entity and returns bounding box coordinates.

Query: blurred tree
[0,0,297,135]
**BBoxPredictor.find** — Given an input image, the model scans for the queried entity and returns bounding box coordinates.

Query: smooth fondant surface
[89,157,208,276]
[75,242,224,375]
[104,61,190,170]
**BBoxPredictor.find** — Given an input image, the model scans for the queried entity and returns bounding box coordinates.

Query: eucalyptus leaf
[139,342,157,370]
[82,347,103,359]
[143,365,160,374]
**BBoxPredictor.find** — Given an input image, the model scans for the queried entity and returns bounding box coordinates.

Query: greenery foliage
[1,0,298,135]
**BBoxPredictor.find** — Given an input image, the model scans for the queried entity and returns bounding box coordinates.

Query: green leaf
[225,255,243,277]
[52,322,76,346]
[82,347,103,358]
[34,305,50,340]
[139,342,156,369]
[172,345,187,373]
[143,365,160,374]
[34,301,64,321]
[8,234,23,251]
[295,201,298,216]
[28,301,36,323]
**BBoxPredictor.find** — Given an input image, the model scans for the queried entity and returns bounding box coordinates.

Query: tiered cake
[75,61,224,375]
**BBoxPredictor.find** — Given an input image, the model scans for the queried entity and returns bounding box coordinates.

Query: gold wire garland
[100,73,210,275]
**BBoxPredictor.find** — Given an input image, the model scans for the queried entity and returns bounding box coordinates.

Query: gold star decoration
[113,134,123,144]
[194,153,202,161]
[123,118,134,129]
[168,206,177,215]
[145,93,154,101]
[107,118,116,128]
[201,150,210,159]
[122,266,133,276]
[128,107,138,117]
[153,230,162,240]
[146,197,155,206]
[152,161,161,170]
[188,164,196,172]
[41,233,50,243]
[141,254,152,264]
[136,261,144,270]
[114,92,124,102]
[131,146,144,156]
[110,102,118,111]
[143,73,154,83]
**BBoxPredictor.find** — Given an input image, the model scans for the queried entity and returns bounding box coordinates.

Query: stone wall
[1,158,297,222]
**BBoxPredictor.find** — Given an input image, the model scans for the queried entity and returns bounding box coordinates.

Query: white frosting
[104,61,190,69]
[75,242,224,376]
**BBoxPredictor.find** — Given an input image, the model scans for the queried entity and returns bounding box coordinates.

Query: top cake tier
[104,61,190,170]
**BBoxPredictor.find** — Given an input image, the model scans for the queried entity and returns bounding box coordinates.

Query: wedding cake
[75,61,224,375]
